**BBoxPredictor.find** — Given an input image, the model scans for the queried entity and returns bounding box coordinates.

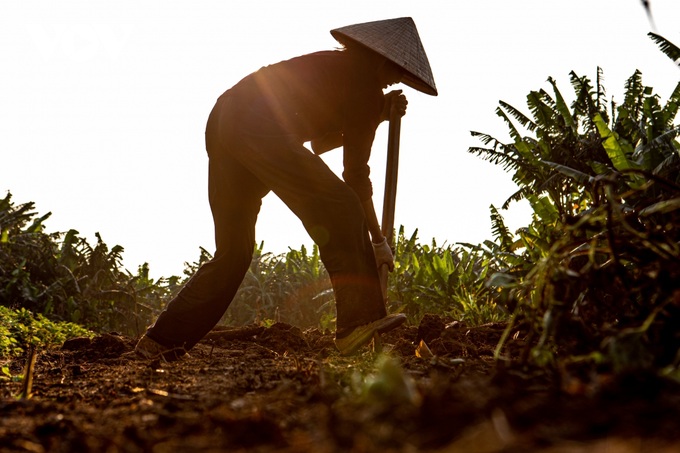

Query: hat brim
[330,17,438,96]
[331,32,438,96]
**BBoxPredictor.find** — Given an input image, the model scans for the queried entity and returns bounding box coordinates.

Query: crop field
[2,36,680,451]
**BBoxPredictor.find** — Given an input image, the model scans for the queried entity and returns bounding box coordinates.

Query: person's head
[376,58,404,88]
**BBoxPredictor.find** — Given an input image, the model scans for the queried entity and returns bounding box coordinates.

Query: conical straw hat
[331,17,437,96]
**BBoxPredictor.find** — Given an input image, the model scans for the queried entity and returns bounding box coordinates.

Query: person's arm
[343,128,394,271]
[362,197,394,271]
[361,198,384,243]
[357,89,407,243]
[342,89,405,270]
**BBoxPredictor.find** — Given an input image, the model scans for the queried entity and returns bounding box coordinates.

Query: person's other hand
[381,90,408,121]
[372,238,394,271]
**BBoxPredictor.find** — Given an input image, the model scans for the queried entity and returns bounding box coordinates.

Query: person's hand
[372,238,394,271]
[381,90,408,122]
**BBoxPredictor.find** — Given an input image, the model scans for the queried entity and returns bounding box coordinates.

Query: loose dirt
[2,314,679,452]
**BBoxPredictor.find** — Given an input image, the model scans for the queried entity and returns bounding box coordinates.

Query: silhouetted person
[131,17,437,359]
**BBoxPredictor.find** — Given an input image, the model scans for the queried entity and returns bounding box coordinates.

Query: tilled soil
[2,315,680,452]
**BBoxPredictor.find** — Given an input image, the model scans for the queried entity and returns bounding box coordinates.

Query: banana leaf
[542,160,595,185]
[639,197,680,216]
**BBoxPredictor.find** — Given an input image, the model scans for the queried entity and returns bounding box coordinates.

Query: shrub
[0,306,93,358]
[0,192,180,336]
[470,38,680,375]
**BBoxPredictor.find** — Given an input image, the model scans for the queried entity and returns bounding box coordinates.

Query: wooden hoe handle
[379,108,402,303]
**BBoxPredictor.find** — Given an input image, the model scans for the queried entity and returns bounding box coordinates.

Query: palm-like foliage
[470,69,618,220]
[469,38,680,375]
[0,194,57,314]
[648,32,680,68]
[471,62,680,235]
[0,192,181,335]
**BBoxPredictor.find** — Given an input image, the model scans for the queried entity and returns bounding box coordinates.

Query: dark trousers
[146,91,386,350]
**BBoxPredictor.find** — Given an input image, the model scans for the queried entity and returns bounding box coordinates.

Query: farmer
[130,17,437,359]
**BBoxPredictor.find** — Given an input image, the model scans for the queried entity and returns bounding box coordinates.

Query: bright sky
[2,1,679,279]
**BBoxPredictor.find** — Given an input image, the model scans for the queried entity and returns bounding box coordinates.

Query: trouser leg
[233,132,387,330]
[146,153,268,350]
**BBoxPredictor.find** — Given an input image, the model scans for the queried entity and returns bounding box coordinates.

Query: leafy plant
[0,192,183,336]
[470,34,680,375]
[388,227,506,325]
[648,32,680,68]
[0,305,93,358]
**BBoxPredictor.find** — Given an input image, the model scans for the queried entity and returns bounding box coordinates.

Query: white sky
[2,1,679,279]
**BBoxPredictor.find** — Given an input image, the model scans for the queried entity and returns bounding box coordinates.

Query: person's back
[231,50,383,144]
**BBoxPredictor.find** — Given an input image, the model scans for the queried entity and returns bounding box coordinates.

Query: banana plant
[470,34,680,372]
[388,226,506,324]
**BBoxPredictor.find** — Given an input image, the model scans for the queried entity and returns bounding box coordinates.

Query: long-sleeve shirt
[230,50,385,201]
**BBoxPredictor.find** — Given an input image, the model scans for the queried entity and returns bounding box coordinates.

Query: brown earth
[2,314,680,452]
